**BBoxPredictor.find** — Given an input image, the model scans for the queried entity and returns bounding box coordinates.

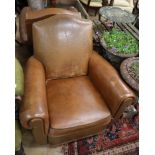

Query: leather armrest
[88,52,136,118]
[19,56,49,134]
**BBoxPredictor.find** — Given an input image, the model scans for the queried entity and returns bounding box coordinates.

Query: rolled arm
[19,56,49,134]
[88,52,136,118]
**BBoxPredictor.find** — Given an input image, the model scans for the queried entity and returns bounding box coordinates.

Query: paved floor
[22,130,62,155]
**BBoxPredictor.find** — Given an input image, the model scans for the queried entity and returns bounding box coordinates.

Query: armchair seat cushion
[46,76,111,136]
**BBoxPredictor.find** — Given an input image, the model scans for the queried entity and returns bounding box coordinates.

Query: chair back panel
[33,14,93,79]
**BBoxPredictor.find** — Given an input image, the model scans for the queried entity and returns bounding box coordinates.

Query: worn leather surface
[19,14,136,145]
[19,7,81,44]
[19,56,49,134]
[48,119,110,145]
[46,76,111,134]
[33,15,93,79]
[88,52,136,116]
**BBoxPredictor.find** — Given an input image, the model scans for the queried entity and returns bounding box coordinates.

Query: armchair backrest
[19,7,81,45]
[33,14,93,79]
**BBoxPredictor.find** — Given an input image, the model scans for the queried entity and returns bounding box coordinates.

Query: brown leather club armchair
[19,14,136,145]
[19,7,81,45]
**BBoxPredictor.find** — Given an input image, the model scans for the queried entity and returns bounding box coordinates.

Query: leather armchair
[19,14,136,145]
[19,7,81,45]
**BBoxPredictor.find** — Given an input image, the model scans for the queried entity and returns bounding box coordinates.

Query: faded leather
[46,76,111,133]
[48,118,110,145]
[20,14,136,145]
[33,15,93,79]
[19,57,49,134]
[19,7,81,45]
[88,52,136,116]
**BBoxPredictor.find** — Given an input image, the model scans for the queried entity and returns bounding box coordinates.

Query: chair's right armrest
[88,52,136,118]
[19,56,49,134]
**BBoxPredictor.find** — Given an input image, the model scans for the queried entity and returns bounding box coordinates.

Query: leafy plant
[101,28,139,54]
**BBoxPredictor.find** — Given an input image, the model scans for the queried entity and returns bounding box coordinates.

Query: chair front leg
[30,118,47,144]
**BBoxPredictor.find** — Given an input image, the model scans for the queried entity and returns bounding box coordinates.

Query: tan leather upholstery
[47,75,111,144]
[47,76,111,129]
[19,7,81,45]
[88,52,136,116]
[33,15,93,79]
[19,14,136,145]
[19,56,49,134]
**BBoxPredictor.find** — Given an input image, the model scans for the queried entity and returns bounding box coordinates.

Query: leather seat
[19,14,136,145]
[47,76,111,130]
[47,76,111,144]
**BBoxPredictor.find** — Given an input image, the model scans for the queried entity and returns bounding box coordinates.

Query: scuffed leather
[46,76,111,132]
[19,15,136,144]
[19,57,49,134]
[33,15,93,79]
[19,7,81,45]
[88,52,136,117]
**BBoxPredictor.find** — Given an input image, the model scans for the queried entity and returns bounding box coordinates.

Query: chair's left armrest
[19,56,49,134]
[88,52,136,118]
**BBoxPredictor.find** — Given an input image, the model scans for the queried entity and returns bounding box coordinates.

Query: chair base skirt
[48,118,111,146]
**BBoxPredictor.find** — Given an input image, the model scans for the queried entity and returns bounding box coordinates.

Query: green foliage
[15,58,24,96]
[102,28,139,54]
